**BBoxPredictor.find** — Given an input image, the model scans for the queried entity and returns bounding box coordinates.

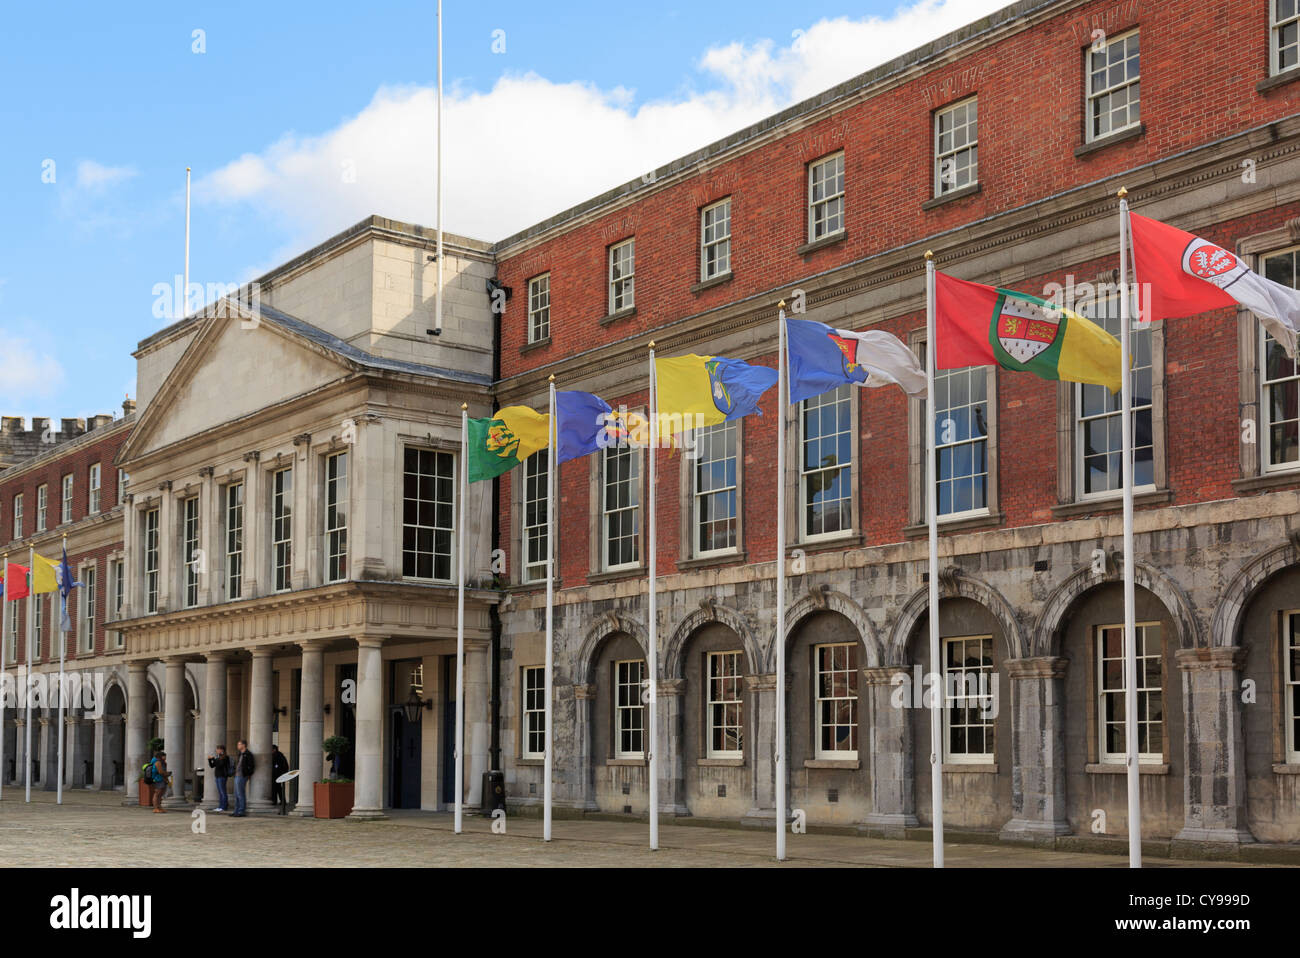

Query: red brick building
[488,0,1300,854]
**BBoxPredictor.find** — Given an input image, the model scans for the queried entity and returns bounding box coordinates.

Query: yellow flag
[31,553,60,594]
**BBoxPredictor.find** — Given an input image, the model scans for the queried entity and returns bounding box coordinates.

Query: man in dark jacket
[270,744,290,815]
[232,739,254,817]
[207,745,232,812]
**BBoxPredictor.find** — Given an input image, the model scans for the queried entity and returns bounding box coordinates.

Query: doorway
[388,709,421,808]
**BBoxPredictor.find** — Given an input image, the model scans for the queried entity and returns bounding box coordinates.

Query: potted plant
[138,737,164,806]
[315,736,354,818]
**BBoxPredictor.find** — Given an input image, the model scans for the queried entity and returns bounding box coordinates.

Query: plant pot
[138,781,150,807]
[314,781,354,819]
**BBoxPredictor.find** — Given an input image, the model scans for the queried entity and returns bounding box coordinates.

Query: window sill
[507,578,562,594]
[520,336,551,355]
[1272,763,1300,774]
[795,230,847,256]
[598,306,637,327]
[942,763,999,773]
[1232,469,1300,495]
[690,271,733,295]
[1086,762,1169,775]
[804,758,860,770]
[1050,487,1171,519]
[606,758,647,767]
[903,511,1003,539]
[697,758,745,768]
[587,567,645,586]
[1257,68,1300,94]
[797,531,864,554]
[922,182,981,210]
[516,758,545,767]
[1074,123,1145,157]
[676,550,747,572]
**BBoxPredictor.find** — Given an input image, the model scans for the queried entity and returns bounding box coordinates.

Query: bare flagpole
[1117,187,1142,868]
[775,303,788,862]
[433,0,444,336]
[56,536,66,805]
[183,167,191,319]
[0,554,7,802]
[925,251,944,868]
[647,342,659,851]
[545,375,556,842]
[455,403,467,833]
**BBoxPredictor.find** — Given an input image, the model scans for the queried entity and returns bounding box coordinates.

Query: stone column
[1000,656,1072,843]
[291,438,312,589]
[124,662,149,805]
[202,652,228,810]
[348,637,386,819]
[571,683,598,811]
[198,467,217,606]
[247,648,274,812]
[12,717,25,786]
[91,715,106,789]
[1174,646,1254,846]
[39,712,54,790]
[121,498,136,619]
[862,666,919,836]
[291,640,326,816]
[465,640,489,807]
[743,673,777,825]
[658,678,688,816]
[157,487,175,613]
[242,455,262,598]
[66,713,84,787]
[162,658,188,806]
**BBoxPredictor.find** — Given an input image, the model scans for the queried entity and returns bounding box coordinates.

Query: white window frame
[614,658,646,759]
[527,273,550,344]
[693,420,738,558]
[934,97,978,197]
[1273,0,1300,77]
[608,239,635,314]
[601,441,641,572]
[271,468,293,593]
[402,447,456,583]
[80,563,96,654]
[117,468,129,504]
[143,507,159,614]
[814,642,858,760]
[61,473,73,524]
[111,558,125,636]
[88,463,101,515]
[1261,246,1300,474]
[799,385,854,543]
[1097,621,1164,764]
[522,450,549,584]
[1285,611,1300,763]
[942,635,995,764]
[12,493,22,540]
[808,152,845,241]
[225,482,244,600]
[522,665,545,760]
[36,484,47,532]
[700,198,731,281]
[324,451,348,584]
[931,363,991,521]
[181,495,200,608]
[706,650,744,759]
[1085,28,1140,143]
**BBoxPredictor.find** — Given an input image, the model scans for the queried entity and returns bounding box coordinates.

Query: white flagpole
[1117,188,1142,868]
[544,375,556,842]
[775,304,788,862]
[455,403,467,833]
[0,554,7,802]
[57,538,66,805]
[24,545,33,803]
[433,0,444,336]
[647,342,659,851]
[183,167,191,319]
[924,252,944,868]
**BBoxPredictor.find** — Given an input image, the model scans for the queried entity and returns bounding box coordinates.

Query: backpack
[142,758,163,785]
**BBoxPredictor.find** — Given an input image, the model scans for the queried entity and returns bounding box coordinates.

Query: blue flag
[555,390,615,465]
[786,317,927,403]
[56,543,81,634]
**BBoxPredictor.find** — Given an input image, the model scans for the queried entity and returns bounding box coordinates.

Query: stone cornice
[1175,646,1249,672]
[1004,656,1070,680]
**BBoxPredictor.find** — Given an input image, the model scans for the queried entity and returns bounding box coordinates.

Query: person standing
[207,745,232,812]
[150,751,170,814]
[232,739,254,817]
[270,743,289,815]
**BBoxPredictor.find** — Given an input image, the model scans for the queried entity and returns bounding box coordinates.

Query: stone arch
[1034,560,1201,655]
[664,599,761,678]
[773,587,880,670]
[1212,543,1300,648]
[887,570,1027,663]
[577,610,649,684]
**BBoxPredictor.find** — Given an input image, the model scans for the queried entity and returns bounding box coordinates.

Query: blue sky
[0,0,1007,421]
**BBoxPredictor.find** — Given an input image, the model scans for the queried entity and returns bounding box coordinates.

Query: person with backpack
[207,745,232,812]
[232,739,254,817]
[146,751,170,813]
[270,743,290,815]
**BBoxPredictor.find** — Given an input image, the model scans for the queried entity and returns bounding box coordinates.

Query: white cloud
[199,0,1009,246]
[0,335,65,401]
[75,160,137,191]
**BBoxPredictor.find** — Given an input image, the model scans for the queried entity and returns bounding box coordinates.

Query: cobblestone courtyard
[0,790,1264,868]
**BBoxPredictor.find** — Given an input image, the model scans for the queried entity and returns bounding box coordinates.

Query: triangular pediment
[123,307,358,462]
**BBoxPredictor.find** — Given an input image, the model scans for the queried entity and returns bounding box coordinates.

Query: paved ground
[0,788,1259,867]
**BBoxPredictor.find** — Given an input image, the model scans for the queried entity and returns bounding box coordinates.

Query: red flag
[1129,211,1299,356]
[3,563,29,601]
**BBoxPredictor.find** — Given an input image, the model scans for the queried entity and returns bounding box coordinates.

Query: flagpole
[433,0,444,336]
[544,375,556,842]
[183,167,191,319]
[775,304,788,862]
[647,342,659,851]
[924,251,944,868]
[56,536,66,805]
[24,544,33,804]
[0,554,7,802]
[1117,188,1142,868]
[455,403,467,833]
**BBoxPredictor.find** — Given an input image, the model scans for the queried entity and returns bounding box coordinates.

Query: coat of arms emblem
[996,296,1062,364]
